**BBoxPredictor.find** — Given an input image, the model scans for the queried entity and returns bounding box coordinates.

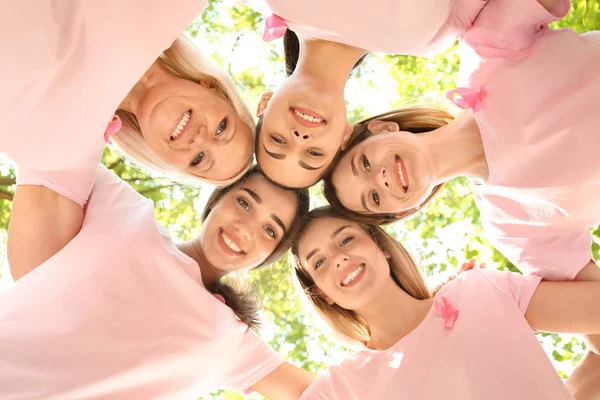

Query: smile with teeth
[221,230,244,254]
[341,264,365,286]
[293,109,324,124]
[395,156,408,192]
[170,110,191,141]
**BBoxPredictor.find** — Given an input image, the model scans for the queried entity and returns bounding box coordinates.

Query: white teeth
[396,161,408,188]
[342,265,364,286]
[221,231,243,253]
[171,111,191,140]
[294,109,323,124]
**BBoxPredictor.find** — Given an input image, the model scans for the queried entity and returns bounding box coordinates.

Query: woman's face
[331,121,436,214]
[255,76,353,188]
[199,174,298,272]
[136,73,253,182]
[297,217,391,310]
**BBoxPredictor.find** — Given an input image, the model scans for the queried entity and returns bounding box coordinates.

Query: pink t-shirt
[0,165,283,400]
[254,0,487,56]
[0,0,204,206]
[453,0,599,281]
[300,269,572,400]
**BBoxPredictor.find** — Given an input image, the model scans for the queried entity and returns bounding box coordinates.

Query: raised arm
[252,362,315,400]
[526,261,600,333]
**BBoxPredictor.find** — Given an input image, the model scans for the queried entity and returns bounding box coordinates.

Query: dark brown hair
[290,207,430,345]
[323,107,454,225]
[202,165,310,330]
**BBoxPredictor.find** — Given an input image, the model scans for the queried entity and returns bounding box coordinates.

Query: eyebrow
[263,143,286,160]
[241,188,262,204]
[299,160,325,171]
[360,194,374,213]
[271,214,286,235]
[351,153,359,177]
[305,225,350,264]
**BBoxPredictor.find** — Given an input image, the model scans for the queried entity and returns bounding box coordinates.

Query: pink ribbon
[434,296,459,329]
[103,115,122,144]
[262,14,288,42]
[212,293,226,304]
[446,87,485,113]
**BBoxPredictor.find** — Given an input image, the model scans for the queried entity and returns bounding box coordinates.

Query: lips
[340,263,366,287]
[393,155,409,193]
[290,107,327,128]
[217,228,246,257]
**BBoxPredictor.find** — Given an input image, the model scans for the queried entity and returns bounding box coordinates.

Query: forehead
[234,173,298,221]
[331,152,363,212]
[299,217,359,253]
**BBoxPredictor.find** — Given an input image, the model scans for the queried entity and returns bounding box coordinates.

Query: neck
[118,60,166,115]
[422,110,488,184]
[359,280,433,350]
[177,238,222,290]
[295,36,367,92]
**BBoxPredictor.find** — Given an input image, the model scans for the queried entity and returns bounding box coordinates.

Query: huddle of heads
[118,32,456,341]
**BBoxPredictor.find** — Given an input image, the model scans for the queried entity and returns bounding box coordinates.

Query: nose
[233,221,252,242]
[374,166,389,189]
[291,129,312,144]
[334,252,349,269]
[188,125,207,148]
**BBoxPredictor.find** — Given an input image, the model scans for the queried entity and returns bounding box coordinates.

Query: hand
[431,258,486,295]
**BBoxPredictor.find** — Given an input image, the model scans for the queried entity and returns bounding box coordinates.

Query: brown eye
[236,197,250,211]
[372,191,380,206]
[362,155,371,172]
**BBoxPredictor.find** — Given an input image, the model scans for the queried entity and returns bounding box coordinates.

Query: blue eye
[340,237,354,246]
[191,152,205,167]
[362,155,370,171]
[216,118,228,137]
[315,258,325,269]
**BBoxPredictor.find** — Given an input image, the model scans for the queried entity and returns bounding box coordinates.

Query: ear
[339,121,354,151]
[256,91,274,118]
[366,120,400,135]
[324,295,335,306]
[199,80,213,89]
[383,250,391,259]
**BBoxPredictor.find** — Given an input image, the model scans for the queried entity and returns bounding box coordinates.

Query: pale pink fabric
[453,0,600,281]
[0,0,204,206]
[250,0,488,56]
[300,269,572,400]
[0,166,283,400]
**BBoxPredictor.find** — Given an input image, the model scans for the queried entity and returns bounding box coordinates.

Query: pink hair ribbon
[262,14,288,42]
[103,115,122,144]
[434,296,459,329]
[446,87,485,113]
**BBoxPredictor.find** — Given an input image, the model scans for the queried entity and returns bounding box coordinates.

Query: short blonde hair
[291,207,431,345]
[112,33,255,187]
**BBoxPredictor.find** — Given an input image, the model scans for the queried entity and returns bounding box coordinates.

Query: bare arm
[252,362,315,400]
[526,261,600,333]
[8,185,83,281]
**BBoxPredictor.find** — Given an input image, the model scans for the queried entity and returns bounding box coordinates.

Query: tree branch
[0,189,14,201]
[0,177,16,186]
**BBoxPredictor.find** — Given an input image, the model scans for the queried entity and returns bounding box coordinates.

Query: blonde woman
[2,1,256,278]
[292,207,600,399]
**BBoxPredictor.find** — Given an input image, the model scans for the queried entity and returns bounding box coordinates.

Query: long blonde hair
[291,207,430,345]
[323,106,454,224]
[112,33,255,187]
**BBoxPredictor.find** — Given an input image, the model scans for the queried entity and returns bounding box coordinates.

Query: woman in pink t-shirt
[0,165,314,400]
[291,207,600,399]
[3,0,259,280]
[249,0,568,189]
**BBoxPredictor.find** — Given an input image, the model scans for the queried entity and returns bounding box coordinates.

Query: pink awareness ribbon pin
[103,115,122,144]
[446,87,485,113]
[262,14,288,42]
[434,296,459,329]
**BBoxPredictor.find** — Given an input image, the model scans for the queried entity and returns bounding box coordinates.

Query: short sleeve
[479,269,542,314]
[486,230,592,282]
[463,0,571,59]
[16,165,100,207]
[224,330,284,394]
[299,375,336,400]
